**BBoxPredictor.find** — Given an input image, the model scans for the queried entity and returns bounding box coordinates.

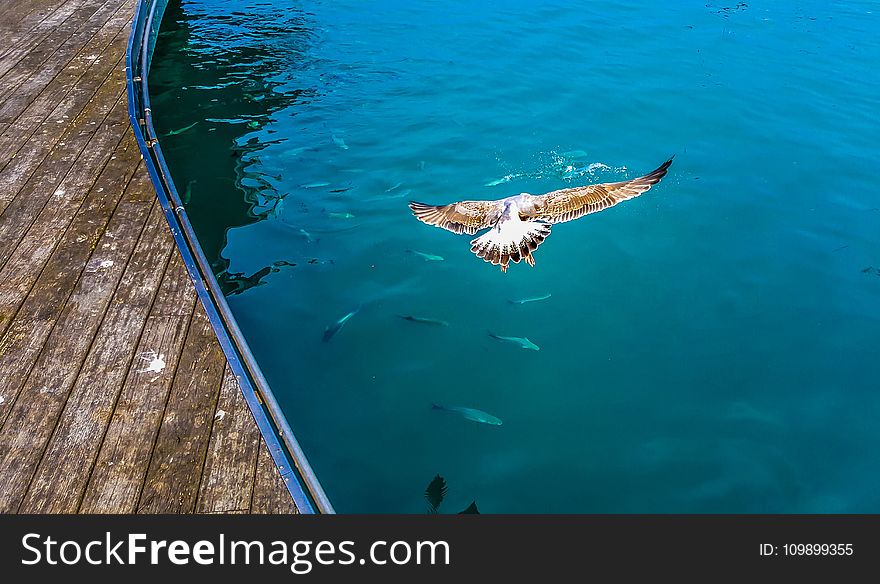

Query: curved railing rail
[127,0,335,514]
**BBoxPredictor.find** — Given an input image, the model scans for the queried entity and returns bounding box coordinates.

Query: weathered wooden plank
[251,439,299,514]
[19,178,172,513]
[0,0,110,89]
[0,95,130,344]
[0,0,127,126]
[0,0,70,34]
[79,249,197,514]
[0,0,89,73]
[0,0,69,43]
[195,365,262,514]
[0,125,137,432]
[0,3,130,173]
[0,0,110,93]
[0,155,146,513]
[0,38,127,218]
[136,302,228,514]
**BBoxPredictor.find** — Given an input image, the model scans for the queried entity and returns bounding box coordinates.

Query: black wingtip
[646,157,674,181]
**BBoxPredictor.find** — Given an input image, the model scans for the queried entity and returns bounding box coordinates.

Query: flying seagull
[408,157,673,272]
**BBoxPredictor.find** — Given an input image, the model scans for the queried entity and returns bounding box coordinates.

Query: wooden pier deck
[0,0,297,514]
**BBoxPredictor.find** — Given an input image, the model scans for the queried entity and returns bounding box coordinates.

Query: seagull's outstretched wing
[408,200,501,235]
[529,157,673,224]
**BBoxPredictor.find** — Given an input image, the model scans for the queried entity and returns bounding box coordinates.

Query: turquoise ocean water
[150,0,880,513]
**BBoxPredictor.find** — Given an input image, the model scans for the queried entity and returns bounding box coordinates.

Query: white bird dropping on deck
[137,351,166,380]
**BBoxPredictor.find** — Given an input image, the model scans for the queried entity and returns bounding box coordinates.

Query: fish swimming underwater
[328,212,356,219]
[322,307,360,342]
[286,145,311,157]
[508,293,551,305]
[409,157,672,272]
[484,174,520,187]
[431,404,502,426]
[397,315,449,326]
[407,249,444,261]
[561,149,589,159]
[375,188,411,201]
[164,121,199,136]
[181,179,196,204]
[488,332,540,351]
[298,228,318,244]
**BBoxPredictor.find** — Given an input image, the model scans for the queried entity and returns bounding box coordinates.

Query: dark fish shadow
[321,305,362,343]
[425,474,447,514]
[424,474,480,514]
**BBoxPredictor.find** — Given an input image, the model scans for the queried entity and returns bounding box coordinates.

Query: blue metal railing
[127,0,334,514]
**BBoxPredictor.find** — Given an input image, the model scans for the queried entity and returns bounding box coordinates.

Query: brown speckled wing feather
[408,200,500,235]
[531,158,673,224]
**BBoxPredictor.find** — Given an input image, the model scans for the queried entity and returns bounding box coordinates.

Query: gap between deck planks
[0,0,298,514]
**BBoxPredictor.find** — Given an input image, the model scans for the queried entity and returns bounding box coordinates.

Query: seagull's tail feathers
[470,220,551,273]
